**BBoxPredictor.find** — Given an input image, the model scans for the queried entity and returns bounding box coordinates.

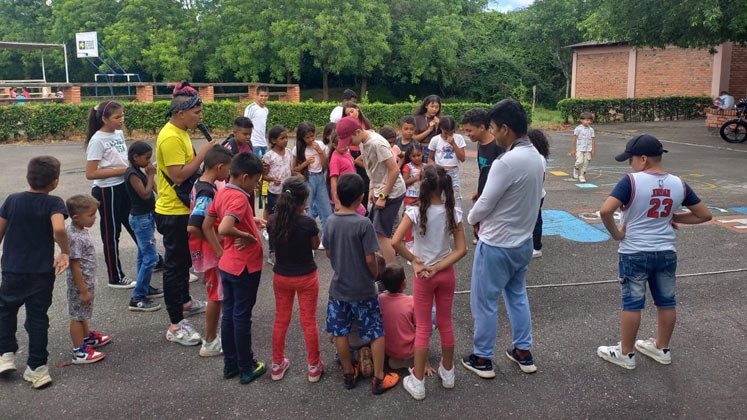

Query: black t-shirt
[188,180,217,228]
[0,192,68,274]
[267,214,319,276]
[396,136,414,166]
[125,166,156,216]
[477,141,506,197]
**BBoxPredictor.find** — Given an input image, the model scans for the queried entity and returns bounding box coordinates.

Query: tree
[349,0,392,100]
[0,0,52,81]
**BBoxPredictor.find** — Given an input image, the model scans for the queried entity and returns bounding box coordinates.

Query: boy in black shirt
[0,156,70,389]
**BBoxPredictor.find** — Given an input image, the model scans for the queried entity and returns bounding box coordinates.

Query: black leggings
[92,183,136,284]
[533,197,544,251]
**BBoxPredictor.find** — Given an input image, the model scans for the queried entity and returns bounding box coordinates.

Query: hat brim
[615,152,632,162]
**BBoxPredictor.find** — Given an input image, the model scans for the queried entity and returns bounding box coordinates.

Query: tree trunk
[321,66,329,101]
[360,77,368,101]
[286,69,292,84]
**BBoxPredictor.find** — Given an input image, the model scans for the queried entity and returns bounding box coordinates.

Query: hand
[254,217,267,229]
[471,191,478,202]
[272,179,281,186]
[412,259,428,279]
[234,233,257,249]
[472,223,480,237]
[591,150,596,159]
[311,142,323,153]
[215,247,224,259]
[568,151,575,157]
[420,264,440,279]
[432,116,440,126]
[424,362,436,377]
[79,289,92,306]
[612,225,626,241]
[54,253,69,275]
[145,162,157,176]
[199,138,217,156]
[375,198,386,209]
[306,155,317,165]
[671,220,680,230]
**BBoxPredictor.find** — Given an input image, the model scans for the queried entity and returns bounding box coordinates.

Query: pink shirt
[329,150,356,177]
[379,292,415,359]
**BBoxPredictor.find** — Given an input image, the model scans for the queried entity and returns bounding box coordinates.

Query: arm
[330,175,340,210]
[672,202,712,225]
[201,215,223,258]
[569,135,577,156]
[51,213,70,275]
[86,160,127,180]
[591,137,597,159]
[69,259,92,305]
[600,196,625,240]
[128,171,155,201]
[0,217,6,245]
[450,136,466,162]
[165,139,217,184]
[467,160,512,226]
[365,253,379,279]
[310,234,321,250]
[426,223,467,275]
[376,157,401,207]
[403,167,419,186]
[413,124,434,143]
[218,215,256,243]
[292,155,314,174]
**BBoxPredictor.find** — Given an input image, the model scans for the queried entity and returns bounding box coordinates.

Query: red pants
[272,271,321,365]
[413,265,455,349]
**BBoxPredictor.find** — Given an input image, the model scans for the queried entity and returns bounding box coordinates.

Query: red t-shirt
[379,292,416,359]
[208,184,263,276]
[328,150,356,178]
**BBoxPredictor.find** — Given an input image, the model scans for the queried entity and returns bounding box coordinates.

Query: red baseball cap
[336,116,361,149]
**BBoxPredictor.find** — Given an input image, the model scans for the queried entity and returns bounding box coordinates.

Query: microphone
[197,122,213,141]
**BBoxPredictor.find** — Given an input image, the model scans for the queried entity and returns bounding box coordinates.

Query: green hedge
[0,100,531,141]
[557,96,711,124]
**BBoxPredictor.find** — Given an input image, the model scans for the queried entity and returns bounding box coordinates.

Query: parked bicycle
[719,99,747,143]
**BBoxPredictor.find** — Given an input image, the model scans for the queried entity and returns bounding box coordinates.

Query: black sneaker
[128,298,162,312]
[153,255,164,273]
[506,347,537,374]
[239,361,266,384]
[224,363,240,379]
[108,277,135,289]
[461,354,496,379]
[146,286,164,299]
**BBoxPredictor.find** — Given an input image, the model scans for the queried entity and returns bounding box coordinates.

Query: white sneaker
[183,298,207,318]
[267,252,275,266]
[0,352,16,374]
[579,175,587,183]
[438,362,455,389]
[199,336,223,357]
[532,249,542,258]
[166,320,202,346]
[262,229,269,241]
[23,365,52,389]
[635,338,671,365]
[317,242,325,251]
[597,343,635,370]
[189,270,199,283]
[403,370,426,400]
[573,168,579,179]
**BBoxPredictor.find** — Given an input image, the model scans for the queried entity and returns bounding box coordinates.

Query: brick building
[569,41,747,100]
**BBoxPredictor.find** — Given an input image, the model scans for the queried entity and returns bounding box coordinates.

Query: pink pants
[413,265,456,349]
[272,271,321,365]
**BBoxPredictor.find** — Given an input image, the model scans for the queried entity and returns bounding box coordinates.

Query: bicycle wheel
[720,119,747,143]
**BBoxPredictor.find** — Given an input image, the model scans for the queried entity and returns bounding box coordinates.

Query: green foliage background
[557,96,712,123]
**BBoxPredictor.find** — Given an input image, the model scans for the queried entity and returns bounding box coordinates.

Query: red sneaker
[84,330,112,348]
[72,345,105,364]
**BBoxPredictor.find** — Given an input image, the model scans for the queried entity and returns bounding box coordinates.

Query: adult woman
[413,95,442,163]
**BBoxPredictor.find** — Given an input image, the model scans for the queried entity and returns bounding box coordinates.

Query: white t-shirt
[573,125,595,152]
[86,130,129,188]
[329,106,344,123]
[244,102,268,148]
[428,134,466,167]
[262,148,293,194]
[292,140,328,173]
[406,204,463,266]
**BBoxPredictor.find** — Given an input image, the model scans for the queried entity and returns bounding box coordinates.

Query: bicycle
[719,99,747,143]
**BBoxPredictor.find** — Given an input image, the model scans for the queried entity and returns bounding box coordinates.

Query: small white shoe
[166,320,202,346]
[23,365,52,389]
[438,362,455,389]
[199,336,223,357]
[579,175,587,183]
[532,249,542,258]
[597,343,635,370]
[403,370,426,400]
[573,168,579,179]
[189,270,199,283]
[0,352,16,374]
[635,338,671,365]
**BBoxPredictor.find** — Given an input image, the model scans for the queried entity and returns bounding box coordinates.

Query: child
[379,126,404,168]
[0,156,70,389]
[570,111,596,183]
[266,177,324,382]
[342,102,373,209]
[527,129,550,258]
[322,122,337,147]
[323,173,400,394]
[597,134,712,370]
[329,127,366,215]
[292,122,332,244]
[413,95,442,163]
[428,116,466,208]
[378,263,435,375]
[65,195,111,365]
[125,141,163,312]
[262,126,292,264]
[222,117,254,155]
[244,85,270,158]
[401,143,425,246]
[204,152,267,384]
[392,165,467,400]
[188,147,233,357]
[396,116,417,167]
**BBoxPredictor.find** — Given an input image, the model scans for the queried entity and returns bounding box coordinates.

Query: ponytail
[271,176,310,244]
[417,165,456,236]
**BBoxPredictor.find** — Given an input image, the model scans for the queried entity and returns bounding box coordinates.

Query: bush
[0,100,532,141]
[557,96,711,124]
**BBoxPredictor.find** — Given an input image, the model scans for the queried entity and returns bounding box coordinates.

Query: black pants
[92,183,137,284]
[350,150,370,215]
[155,214,192,324]
[0,272,55,369]
[533,197,544,251]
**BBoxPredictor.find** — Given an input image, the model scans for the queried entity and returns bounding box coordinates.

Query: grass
[531,106,567,129]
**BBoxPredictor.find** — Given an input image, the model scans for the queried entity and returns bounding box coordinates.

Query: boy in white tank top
[596,134,712,370]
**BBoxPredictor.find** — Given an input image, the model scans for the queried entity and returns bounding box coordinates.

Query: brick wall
[575,52,628,98]
[635,47,712,97]
[729,45,747,98]
[705,107,739,128]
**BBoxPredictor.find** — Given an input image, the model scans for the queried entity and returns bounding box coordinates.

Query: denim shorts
[326,297,384,341]
[618,251,677,310]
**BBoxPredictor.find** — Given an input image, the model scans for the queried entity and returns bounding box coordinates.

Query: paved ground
[0,120,745,419]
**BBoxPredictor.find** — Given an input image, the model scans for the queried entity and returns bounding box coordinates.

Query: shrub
[557,96,711,124]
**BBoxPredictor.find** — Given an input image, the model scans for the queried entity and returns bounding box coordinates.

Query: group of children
[0,90,713,398]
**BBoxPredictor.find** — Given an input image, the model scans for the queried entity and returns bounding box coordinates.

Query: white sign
[75,32,98,58]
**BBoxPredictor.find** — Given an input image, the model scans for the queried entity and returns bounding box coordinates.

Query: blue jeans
[618,251,677,310]
[220,268,261,372]
[306,172,332,236]
[130,213,159,300]
[470,239,533,358]
[253,146,267,159]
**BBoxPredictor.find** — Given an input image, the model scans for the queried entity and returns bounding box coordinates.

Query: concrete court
[0,120,745,419]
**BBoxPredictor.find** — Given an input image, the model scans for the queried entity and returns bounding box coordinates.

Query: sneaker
[267,252,275,266]
[183,299,207,318]
[262,229,269,241]
[72,344,105,364]
[343,364,360,389]
[224,363,240,379]
[108,276,135,289]
[154,255,164,273]
[166,320,202,346]
[506,347,537,374]
[84,330,112,348]
[271,358,290,381]
[579,175,587,183]
[0,352,16,374]
[573,168,579,179]
[461,354,496,379]
[189,270,199,283]
[532,249,542,258]
[438,362,455,388]
[239,361,266,384]
[146,286,164,299]
[308,361,325,383]
[597,343,636,370]
[317,242,325,251]
[359,346,374,378]
[635,338,672,365]
[472,238,478,245]
[129,298,162,312]
[372,371,400,395]
[199,337,223,357]
[23,365,52,389]
[403,371,426,400]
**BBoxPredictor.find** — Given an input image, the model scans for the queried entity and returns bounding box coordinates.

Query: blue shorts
[326,297,384,341]
[618,251,677,311]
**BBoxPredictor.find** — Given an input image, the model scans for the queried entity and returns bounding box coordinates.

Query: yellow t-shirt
[155,122,195,215]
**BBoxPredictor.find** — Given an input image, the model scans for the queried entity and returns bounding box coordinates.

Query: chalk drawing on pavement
[542,210,610,243]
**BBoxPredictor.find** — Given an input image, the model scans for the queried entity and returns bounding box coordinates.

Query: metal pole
[62,44,70,83]
[41,51,46,83]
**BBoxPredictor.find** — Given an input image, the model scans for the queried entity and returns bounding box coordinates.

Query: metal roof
[565,40,628,49]
[0,41,66,51]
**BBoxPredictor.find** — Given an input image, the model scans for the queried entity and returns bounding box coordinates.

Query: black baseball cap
[615,134,668,162]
